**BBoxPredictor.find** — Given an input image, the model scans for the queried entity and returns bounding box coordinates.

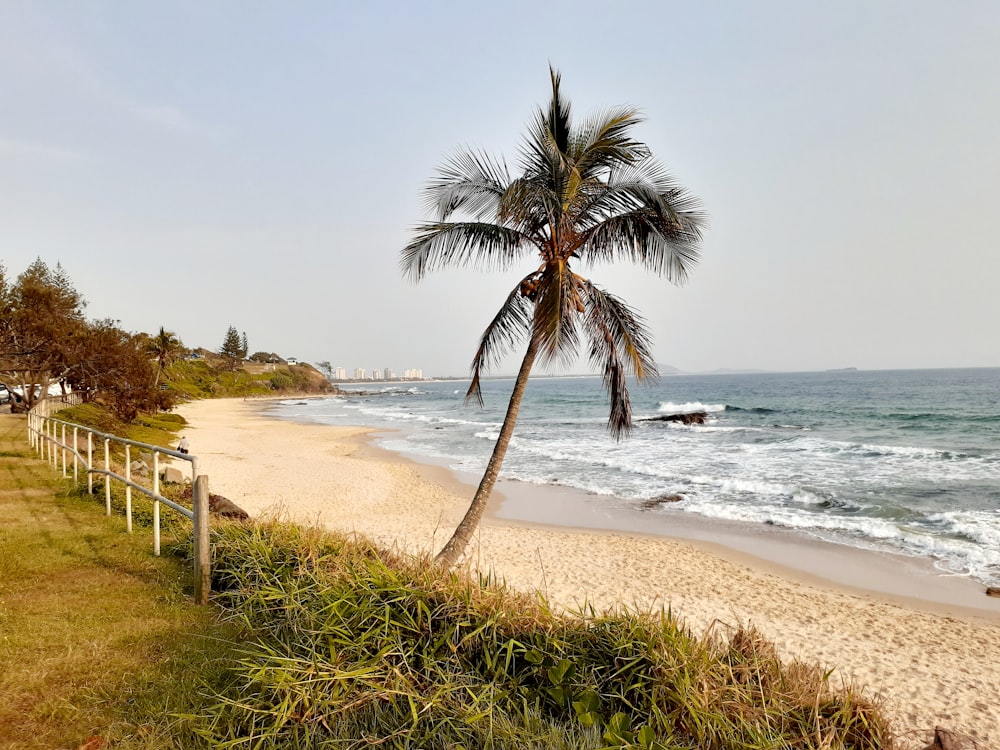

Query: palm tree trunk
[434,336,540,568]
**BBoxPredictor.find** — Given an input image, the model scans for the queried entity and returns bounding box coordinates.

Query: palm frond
[571,107,648,177]
[496,177,557,243]
[531,263,582,367]
[547,65,572,154]
[580,207,704,282]
[425,149,510,221]
[400,222,529,281]
[580,282,659,439]
[465,281,535,406]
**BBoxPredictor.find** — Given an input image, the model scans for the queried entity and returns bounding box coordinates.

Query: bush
[185,522,895,750]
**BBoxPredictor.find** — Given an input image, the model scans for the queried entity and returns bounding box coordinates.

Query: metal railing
[26,398,212,604]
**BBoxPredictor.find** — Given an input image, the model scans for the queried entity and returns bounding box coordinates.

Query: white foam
[657,401,726,414]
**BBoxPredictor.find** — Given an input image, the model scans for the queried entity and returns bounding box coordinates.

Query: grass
[3,408,899,749]
[0,412,237,750]
[190,522,895,749]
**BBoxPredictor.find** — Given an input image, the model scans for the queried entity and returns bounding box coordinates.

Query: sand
[175,397,1000,746]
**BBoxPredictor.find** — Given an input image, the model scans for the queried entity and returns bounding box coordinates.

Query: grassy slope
[163,358,335,401]
[0,413,234,750]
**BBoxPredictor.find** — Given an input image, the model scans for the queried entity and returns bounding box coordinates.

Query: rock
[209,494,250,521]
[131,460,149,478]
[986,586,1000,598]
[921,726,977,750]
[640,494,684,510]
[177,487,250,520]
[160,465,185,484]
[641,411,708,425]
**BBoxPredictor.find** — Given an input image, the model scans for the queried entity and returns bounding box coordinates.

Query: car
[0,384,9,404]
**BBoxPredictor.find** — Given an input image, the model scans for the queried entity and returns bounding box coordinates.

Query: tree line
[0,259,290,421]
[0,259,175,421]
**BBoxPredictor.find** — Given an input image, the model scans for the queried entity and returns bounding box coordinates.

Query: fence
[26,397,212,604]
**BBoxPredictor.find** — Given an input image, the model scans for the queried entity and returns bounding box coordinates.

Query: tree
[0,259,87,408]
[401,68,706,567]
[240,331,249,359]
[219,325,243,370]
[144,326,183,385]
[67,319,166,421]
[249,351,282,364]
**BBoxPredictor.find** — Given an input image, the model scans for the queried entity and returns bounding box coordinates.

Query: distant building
[286,358,298,365]
[334,367,346,380]
[353,368,367,380]
[403,368,423,380]
[384,367,393,380]
[371,369,383,381]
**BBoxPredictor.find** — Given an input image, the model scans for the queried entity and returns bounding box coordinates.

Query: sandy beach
[176,398,1000,746]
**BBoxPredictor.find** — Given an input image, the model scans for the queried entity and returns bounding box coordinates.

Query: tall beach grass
[179,520,895,749]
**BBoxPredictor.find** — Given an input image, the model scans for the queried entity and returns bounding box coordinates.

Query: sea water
[270,368,1000,587]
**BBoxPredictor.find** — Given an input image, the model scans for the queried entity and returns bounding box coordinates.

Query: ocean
[270,368,1000,588]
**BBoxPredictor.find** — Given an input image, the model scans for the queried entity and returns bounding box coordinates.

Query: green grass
[0,413,238,750]
[187,521,895,750]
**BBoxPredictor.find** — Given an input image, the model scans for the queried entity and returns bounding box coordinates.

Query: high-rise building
[384,367,392,381]
[334,367,346,381]
[353,368,367,380]
[372,369,383,380]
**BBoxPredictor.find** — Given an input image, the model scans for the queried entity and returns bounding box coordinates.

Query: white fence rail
[27,398,212,604]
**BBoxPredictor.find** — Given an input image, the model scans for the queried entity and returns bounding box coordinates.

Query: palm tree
[146,326,182,385]
[402,68,707,568]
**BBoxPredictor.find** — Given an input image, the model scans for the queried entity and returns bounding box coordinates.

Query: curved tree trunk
[434,336,540,568]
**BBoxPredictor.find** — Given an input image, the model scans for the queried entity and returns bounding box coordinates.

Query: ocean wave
[657,401,726,414]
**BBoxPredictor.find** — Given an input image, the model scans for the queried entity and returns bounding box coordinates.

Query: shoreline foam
[176,397,1000,744]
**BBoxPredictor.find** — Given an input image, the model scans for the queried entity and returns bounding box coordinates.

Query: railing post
[152,451,160,556]
[61,422,67,478]
[193,475,211,605]
[87,431,94,495]
[72,426,78,484]
[124,444,132,533]
[104,438,112,515]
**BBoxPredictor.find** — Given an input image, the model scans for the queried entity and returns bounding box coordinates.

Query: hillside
[164,355,336,400]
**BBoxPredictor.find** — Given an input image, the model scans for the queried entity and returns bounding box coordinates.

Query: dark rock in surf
[987,587,1000,598]
[640,494,684,510]
[641,411,708,425]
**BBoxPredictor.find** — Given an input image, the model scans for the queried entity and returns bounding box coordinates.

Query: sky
[2,1,999,377]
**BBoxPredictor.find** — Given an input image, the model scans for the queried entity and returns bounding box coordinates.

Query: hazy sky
[3,1,998,377]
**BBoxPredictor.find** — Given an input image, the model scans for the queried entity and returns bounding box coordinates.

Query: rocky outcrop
[641,411,708,425]
[179,487,250,521]
[640,494,684,510]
